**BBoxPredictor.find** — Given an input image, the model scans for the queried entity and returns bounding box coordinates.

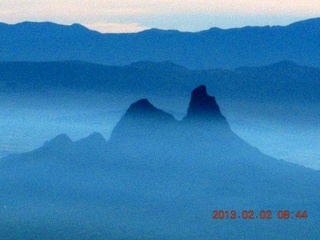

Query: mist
[1,86,320,239]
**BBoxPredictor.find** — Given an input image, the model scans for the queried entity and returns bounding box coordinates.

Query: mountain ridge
[3,17,320,33]
[1,18,320,69]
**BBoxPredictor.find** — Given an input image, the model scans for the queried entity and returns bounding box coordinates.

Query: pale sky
[0,0,319,33]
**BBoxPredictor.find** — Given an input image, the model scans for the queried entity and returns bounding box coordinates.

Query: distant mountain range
[1,18,320,69]
[1,86,320,239]
[1,60,318,107]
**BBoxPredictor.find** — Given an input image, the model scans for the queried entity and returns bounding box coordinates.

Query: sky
[0,1,319,33]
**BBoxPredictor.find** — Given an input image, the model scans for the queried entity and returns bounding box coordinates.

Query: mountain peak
[126,99,159,116]
[74,132,107,155]
[125,99,175,121]
[45,134,72,144]
[109,98,176,143]
[184,85,229,126]
[192,85,207,96]
[87,132,106,141]
[129,98,154,110]
[75,132,107,146]
[42,134,73,151]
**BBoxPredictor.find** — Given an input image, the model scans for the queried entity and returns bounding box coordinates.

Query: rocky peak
[184,85,228,126]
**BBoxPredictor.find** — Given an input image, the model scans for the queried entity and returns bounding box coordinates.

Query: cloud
[84,22,148,33]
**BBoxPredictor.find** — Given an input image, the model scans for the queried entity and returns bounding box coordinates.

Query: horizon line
[1,16,319,34]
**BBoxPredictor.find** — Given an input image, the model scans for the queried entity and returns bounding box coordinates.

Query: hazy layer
[1,91,319,169]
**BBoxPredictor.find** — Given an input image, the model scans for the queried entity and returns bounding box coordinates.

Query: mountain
[184,85,229,126]
[1,86,320,239]
[1,18,320,69]
[109,98,177,154]
[0,60,319,169]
